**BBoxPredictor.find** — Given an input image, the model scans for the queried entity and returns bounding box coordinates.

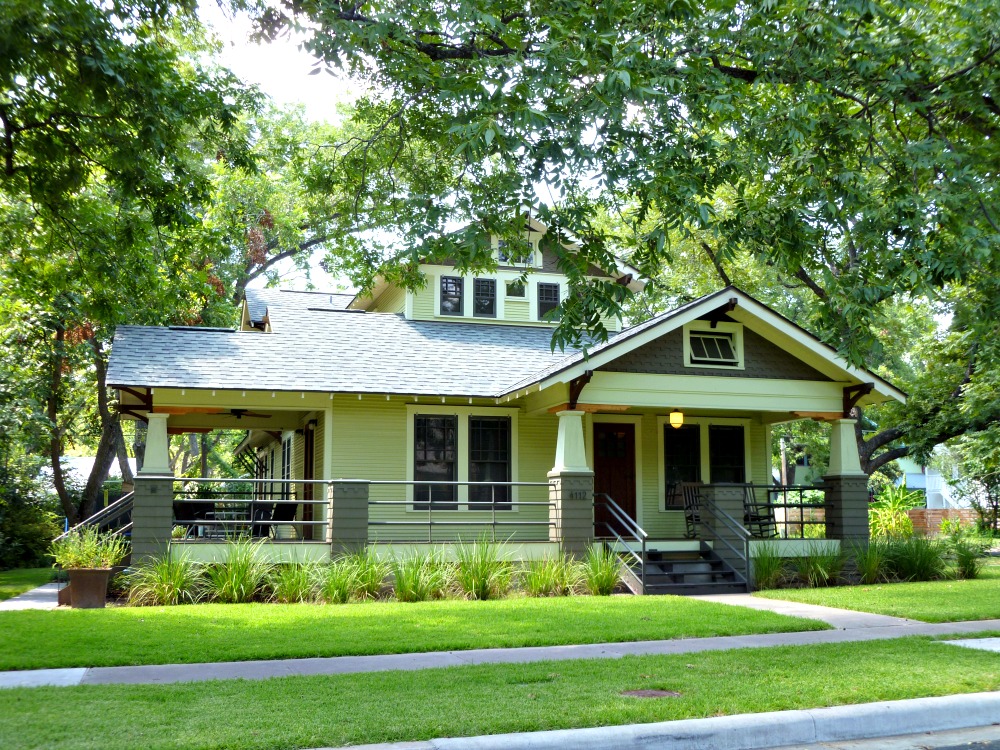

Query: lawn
[0,595,827,671]
[755,565,1000,623]
[1,637,998,750]
[0,568,52,602]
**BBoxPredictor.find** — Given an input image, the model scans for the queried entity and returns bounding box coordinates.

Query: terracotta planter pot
[67,568,112,609]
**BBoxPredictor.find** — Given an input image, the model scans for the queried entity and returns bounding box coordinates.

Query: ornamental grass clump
[580,545,621,596]
[391,550,451,602]
[792,543,845,588]
[950,538,987,580]
[203,537,272,603]
[750,542,786,590]
[50,526,130,569]
[852,539,892,585]
[319,557,360,603]
[886,537,946,582]
[521,553,581,597]
[345,546,391,599]
[269,563,318,603]
[126,552,203,606]
[453,535,514,600]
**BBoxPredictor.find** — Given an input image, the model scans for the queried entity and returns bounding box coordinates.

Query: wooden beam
[167,427,213,435]
[791,411,844,421]
[843,382,874,417]
[548,403,631,414]
[568,370,594,410]
[153,406,225,416]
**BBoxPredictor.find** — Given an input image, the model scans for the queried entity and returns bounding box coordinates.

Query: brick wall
[907,508,978,536]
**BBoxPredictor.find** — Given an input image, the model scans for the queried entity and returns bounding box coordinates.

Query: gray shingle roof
[244,288,356,324]
[108,306,582,397]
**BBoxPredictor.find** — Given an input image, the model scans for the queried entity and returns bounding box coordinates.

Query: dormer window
[440,276,463,316]
[683,322,744,369]
[497,240,536,267]
[538,282,561,321]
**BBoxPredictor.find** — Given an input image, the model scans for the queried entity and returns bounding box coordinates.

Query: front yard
[0,568,52,602]
[754,564,1000,622]
[1,637,998,750]
[0,595,827,671]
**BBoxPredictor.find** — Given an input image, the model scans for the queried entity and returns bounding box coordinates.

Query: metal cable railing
[593,493,648,585]
[54,492,135,541]
[698,498,751,585]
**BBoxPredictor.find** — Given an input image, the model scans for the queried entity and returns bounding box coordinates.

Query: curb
[321,691,1000,750]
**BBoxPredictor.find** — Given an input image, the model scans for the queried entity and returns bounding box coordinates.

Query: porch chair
[742,485,778,538]
[681,482,703,539]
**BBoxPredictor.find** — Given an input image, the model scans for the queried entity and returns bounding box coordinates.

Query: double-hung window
[440,276,463,316]
[468,417,511,510]
[537,282,560,320]
[473,279,496,318]
[413,415,458,510]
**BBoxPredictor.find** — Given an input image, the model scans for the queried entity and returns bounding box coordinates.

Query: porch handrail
[739,482,830,539]
[54,491,135,541]
[698,497,750,585]
[593,493,647,585]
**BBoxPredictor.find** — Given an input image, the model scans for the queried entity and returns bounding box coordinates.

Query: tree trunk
[116,422,134,490]
[78,338,119,520]
[48,324,76,523]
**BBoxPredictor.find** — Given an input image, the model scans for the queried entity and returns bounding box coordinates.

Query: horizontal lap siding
[506,300,529,322]
[371,285,405,313]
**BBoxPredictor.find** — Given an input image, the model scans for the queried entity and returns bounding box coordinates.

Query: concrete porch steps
[635,543,749,596]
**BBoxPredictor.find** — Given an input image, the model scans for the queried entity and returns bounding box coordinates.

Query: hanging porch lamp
[669,409,684,429]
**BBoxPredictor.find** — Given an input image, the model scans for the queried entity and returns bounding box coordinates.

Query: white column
[549,410,590,475]
[827,418,865,476]
[141,412,171,475]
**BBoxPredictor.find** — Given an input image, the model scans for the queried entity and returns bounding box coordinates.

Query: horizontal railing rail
[739,483,829,539]
[54,491,135,541]
[698,498,750,585]
[367,480,553,543]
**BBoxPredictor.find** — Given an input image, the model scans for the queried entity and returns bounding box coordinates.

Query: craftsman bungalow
[107,221,904,594]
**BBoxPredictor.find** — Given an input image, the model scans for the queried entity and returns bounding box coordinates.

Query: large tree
[255,0,1000,471]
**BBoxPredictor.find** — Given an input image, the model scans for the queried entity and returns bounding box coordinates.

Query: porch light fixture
[669,410,684,429]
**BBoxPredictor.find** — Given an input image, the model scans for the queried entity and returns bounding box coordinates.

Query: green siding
[412,285,434,319]
[371,285,405,313]
[505,299,530,322]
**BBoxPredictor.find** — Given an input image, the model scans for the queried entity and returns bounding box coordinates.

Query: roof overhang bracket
[568,370,594,410]
[705,297,739,329]
[119,387,152,410]
[119,409,149,424]
[843,382,875,417]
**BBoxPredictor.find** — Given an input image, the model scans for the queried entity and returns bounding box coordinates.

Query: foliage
[950,540,987,581]
[579,546,621,596]
[202,537,273,603]
[792,544,845,588]
[852,540,893,586]
[390,550,451,602]
[49,526,129,569]
[452,535,514,600]
[750,543,786,591]
[944,427,1000,535]
[520,553,581,597]
[126,553,203,606]
[343,546,391,600]
[869,484,923,539]
[318,558,360,604]
[886,538,947,582]
[0,459,60,569]
[268,563,318,603]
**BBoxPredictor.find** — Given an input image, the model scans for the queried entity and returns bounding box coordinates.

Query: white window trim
[532,279,564,323]
[682,321,745,371]
[656,416,752,511]
[585,414,644,528]
[494,236,541,268]
[405,404,520,512]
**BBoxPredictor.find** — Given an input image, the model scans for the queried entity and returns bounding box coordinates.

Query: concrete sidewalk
[2,588,1000,689]
[0,582,61,611]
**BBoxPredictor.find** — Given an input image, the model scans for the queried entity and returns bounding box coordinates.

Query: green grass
[0,568,52,602]
[1,638,997,750]
[755,564,1000,622]
[0,595,827,671]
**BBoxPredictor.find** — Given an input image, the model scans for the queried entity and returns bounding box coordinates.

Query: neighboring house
[896,456,966,510]
[107,221,905,593]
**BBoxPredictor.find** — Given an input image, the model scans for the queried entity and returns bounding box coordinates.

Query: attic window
[497,240,535,267]
[684,322,744,369]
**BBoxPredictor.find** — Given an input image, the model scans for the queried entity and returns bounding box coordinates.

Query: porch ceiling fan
[228,409,272,419]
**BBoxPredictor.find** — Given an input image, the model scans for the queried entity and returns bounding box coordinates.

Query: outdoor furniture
[742,486,778,538]
[682,482,703,539]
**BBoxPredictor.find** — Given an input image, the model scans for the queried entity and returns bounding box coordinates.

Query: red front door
[593,423,637,536]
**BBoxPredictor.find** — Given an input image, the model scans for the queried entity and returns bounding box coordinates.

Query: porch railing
[367,480,554,543]
[54,492,135,542]
[594,493,647,589]
[745,484,829,539]
[698,497,750,586]
[172,478,330,543]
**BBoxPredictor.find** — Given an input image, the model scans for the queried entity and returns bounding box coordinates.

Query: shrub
[951,538,988,580]
[580,545,621,596]
[453,535,514,600]
[126,552,203,606]
[203,537,272,603]
[391,550,451,602]
[521,553,581,597]
[869,484,923,539]
[852,539,892,585]
[0,461,61,569]
[269,563,318,603]
[50,526,130,569]
[887,537,946,582]
[345,546,391,599]
[318,558,359,603]
[792,543,845,588]
[750,542,786,590]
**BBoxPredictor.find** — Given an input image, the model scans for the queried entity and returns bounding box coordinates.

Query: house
[107,222,905,593]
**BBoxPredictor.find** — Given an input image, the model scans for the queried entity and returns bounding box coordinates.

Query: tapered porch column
[133,413,173,562]
[548,410,594,557]
[824,418,869,544]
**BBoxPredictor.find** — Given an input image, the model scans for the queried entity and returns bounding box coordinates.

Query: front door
[593,422,637,536]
